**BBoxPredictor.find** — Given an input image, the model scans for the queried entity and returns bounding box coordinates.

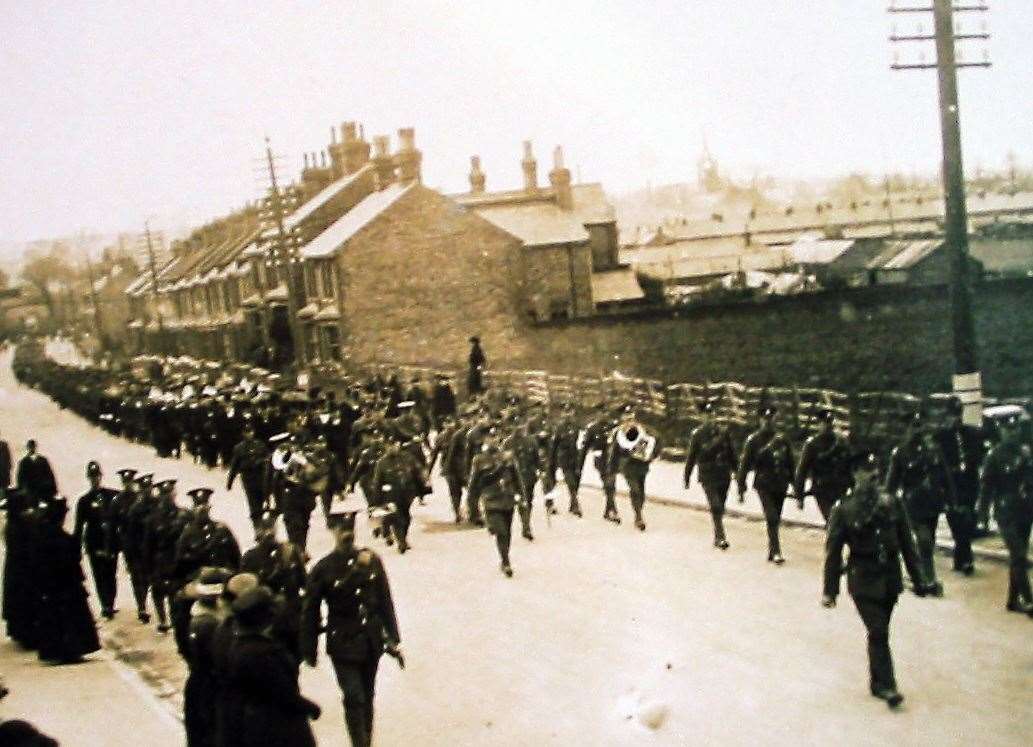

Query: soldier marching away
[684,401,737,549]
[823,449,935,708]
[73,461,121,618]
[794,408,852,523]
[977,411,1033,615]
[736,405,795,563]
[302,510,403,747]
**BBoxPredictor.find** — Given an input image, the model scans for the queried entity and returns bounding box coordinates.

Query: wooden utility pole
[143,220,164,353]
[889,0,991,425]
[263,136,304,368]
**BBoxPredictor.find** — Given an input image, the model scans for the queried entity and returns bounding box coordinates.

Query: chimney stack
[549,145,573,210]
[372,134,396,189]
[469,155,486,194]
[394,127,422,185]
[342,121,371,175]
[521,140,538,193]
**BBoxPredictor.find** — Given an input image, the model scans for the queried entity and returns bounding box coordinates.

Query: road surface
[1,349,1031,746]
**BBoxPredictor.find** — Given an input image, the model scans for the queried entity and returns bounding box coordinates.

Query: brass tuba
[616,421,657,462]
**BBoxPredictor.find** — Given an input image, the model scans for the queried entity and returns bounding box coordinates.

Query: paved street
[1,350,1032,746]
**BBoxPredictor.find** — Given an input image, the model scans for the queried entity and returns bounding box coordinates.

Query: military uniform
[606,414,660,531]
[736,414,794,562]
[430,417,465,521]
[794,415,852,523]
[302,526,400,747]
[73,462,121,617]
[468,439,521,575]
[227,432,272,528]
[581,409,620,522]
[824,460,929,706]
[241,522,307,660]
[935,407,986,573]
[885,423,954,593]
[117,473,155,622]
[370,441,425,553]
[978,431,1033,613]
[685,413,737,548]
[142,480,191,630]
[549,406,584,516]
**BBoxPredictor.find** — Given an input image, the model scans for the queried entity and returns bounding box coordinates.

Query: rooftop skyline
[2,0,1031,248]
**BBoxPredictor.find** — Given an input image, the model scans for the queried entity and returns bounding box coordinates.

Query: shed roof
[787,238,855,265]
[591,268,645,303]
[866,239,943,271]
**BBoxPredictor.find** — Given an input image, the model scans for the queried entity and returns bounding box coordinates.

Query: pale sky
[2,0,1031,247]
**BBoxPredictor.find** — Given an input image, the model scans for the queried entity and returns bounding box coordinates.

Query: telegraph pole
[263,136,304,368]
[143,220,164,353]
[889,0,991,425]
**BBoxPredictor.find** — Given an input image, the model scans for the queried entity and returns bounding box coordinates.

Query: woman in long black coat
[34,497,101,663]
[2,489,40,649]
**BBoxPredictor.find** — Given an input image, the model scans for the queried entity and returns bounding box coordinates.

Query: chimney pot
[553,145,564,169]
[304,153,310,169]
[330,126,337,144]
[342,121,358,143]
[372,135,396,189]
[397,127,415,152]
[521,140,538,192]
[549,144,573,210]
[373,135,390,158]
[469,155,486,194]
[320,150,328,168]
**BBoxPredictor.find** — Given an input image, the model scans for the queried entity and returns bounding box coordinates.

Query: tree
[0,267,8,289]
[20,242,77,323]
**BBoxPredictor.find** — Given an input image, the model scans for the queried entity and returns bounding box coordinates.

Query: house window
[306,324,321,362]
[320,262,337,300]
[321,325,342,361]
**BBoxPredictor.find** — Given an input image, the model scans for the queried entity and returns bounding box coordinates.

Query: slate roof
[301,182,416,259]
[283,165,374,232]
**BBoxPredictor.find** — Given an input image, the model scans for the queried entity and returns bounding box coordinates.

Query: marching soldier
[117,471,155,623]
[429,414,465,523]
[684,401,737,549]
[549,402,584,517]
[370,437,425,553]
[935,398,986,575]
[885,412,954,596]
[508,418,542,541]
[977,411,1033,615]
[580,403,621,523]
[302,510,403,747]
[794,408,852,523]
[430,372,457,429]
[73,461,121,618]
[175,488,242,582]
[468,429,522,576]
[607,406,660,531]
[736,405,795,563]
[143,478,191,632]
[227,424,272,531]
[823,449,934,708]
[241,512,307,661]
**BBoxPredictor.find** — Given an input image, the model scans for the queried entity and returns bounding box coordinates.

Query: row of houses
[125,122,644,367]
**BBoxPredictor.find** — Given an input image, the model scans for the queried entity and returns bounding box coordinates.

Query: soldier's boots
[871,687,904,709]
[569,500,583,518]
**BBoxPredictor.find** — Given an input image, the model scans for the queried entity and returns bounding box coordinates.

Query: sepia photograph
[0,1,1031,745]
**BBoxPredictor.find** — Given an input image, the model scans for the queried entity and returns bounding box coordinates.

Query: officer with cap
[606,404,660,531]
[977,410,1033,614]
[370,436,424,554]
[935,397,986,575]
[885,411,955,596]
[175,488,242,584]
[736,405,795,563]
[73,461,121,618]
[580,402,622,523]
[302,509,403,747]
[794,407,852,523]
[823,448,934,709]
[143,478,190,632]
[685,400,737,548]
[429,414,466,523]
[119,472,155,622]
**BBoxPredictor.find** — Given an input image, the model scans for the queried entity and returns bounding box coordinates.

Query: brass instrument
[616,422,657,462]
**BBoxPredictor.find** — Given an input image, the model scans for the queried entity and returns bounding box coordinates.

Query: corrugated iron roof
[788,238,855,265]
[302,182,416,259]
[591,268,645,303]
[866,239,943,271]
